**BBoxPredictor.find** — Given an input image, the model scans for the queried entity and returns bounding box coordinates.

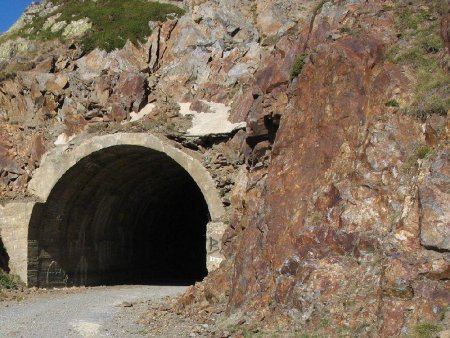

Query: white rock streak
[179,100,246,137]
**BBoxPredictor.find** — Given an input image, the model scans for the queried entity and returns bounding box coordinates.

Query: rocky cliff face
[0,0,449,336]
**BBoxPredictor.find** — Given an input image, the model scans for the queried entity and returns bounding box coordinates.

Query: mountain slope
[0,0,449,336]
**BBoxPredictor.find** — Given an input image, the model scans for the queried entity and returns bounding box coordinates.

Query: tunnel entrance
[0,237,10,273]
[28,145,210,287]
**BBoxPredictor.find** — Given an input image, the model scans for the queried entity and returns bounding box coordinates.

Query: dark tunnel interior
[27,145,210,287]
[0,237,10,273]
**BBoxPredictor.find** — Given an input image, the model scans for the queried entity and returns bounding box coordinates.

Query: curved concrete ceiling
[28,133,225,221]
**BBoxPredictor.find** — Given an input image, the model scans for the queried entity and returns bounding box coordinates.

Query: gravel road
[0,285,188,338]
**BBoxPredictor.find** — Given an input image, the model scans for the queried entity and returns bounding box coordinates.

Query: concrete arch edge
[29,133,225,221]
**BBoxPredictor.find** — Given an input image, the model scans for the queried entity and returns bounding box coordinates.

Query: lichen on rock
[62,18,92,38]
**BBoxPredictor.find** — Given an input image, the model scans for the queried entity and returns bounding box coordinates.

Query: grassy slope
[7,0,184,52]
[387,0,449,120]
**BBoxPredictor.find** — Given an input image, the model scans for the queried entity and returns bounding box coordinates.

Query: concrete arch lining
[28,133,225,221]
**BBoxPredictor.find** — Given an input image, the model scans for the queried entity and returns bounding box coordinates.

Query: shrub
[416,145,431,159]
[415,322,440,338]
[403,144,433,172]
[441,305,450,321]
[291,53,309,79]
[385,99,400,108]
[0,271,16,290]
[398,7,429,30]
[406,86,449,121]
[421,34,443,54]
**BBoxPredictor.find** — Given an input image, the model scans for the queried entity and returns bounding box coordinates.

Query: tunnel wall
[0,133,227,286]
[0,202,34,281]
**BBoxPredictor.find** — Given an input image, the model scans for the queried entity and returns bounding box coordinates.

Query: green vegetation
[403,144,433,172]
[398,7,431,31]
[387,1,449,121]
[0,270,16,290]
[0,238,17,290]
[343,298,356,309]
[135,329,149,335]
[414,322,441,338]
[11,0,184,52]
[314,0,329,16]
[310,211,322,225]
[319,318,330,328]
[416,145,432,159]
[441,305,449,321]
[339,26,352,34]
[291,53,309,79]
[385,99,400,108]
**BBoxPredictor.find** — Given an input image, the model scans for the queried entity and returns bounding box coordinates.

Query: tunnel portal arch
[26,133,226,287]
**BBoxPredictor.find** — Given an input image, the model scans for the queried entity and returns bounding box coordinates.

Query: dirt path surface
[0,285,188,338]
